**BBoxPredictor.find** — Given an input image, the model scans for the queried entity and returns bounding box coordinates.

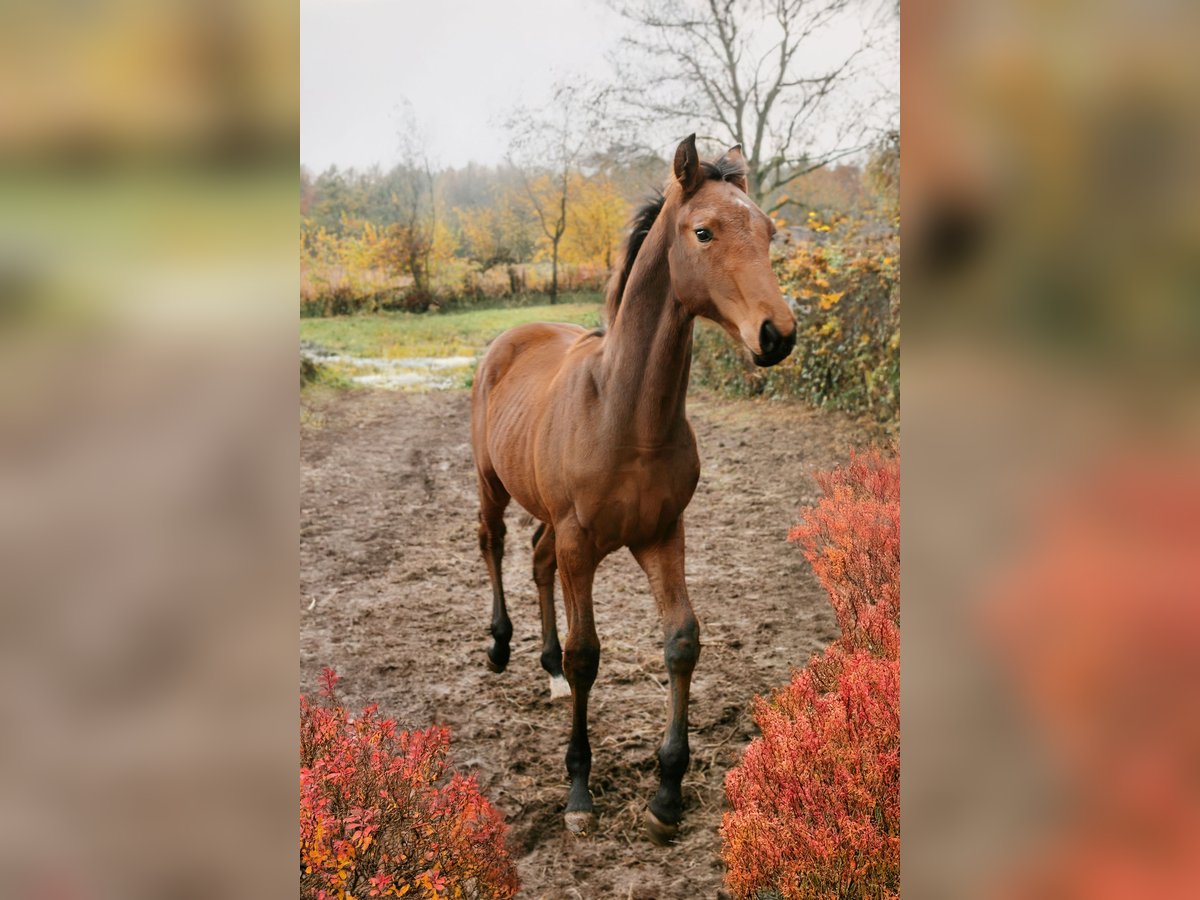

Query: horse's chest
[574,448,699,548]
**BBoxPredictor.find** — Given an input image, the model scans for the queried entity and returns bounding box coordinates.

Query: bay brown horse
[469,135,796,843]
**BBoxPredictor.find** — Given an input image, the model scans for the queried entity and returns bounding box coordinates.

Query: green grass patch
[301,356,356,391]
[300,296,603,360]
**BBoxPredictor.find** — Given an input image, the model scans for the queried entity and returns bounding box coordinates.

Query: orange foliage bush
[725,649,899,899]
[787,448,899,661]
[723,450,900,899]
[300,669,518,900]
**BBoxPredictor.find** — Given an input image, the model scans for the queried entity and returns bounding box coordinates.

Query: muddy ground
[301,387,871,898]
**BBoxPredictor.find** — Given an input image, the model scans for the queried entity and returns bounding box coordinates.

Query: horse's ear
[673,134,704,196]
[720,145,749,193]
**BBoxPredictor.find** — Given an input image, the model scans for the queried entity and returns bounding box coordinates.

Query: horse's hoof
[644,808,679,846]
[564,811,595,836]
[486,649,508,673]
[548,674,571,699]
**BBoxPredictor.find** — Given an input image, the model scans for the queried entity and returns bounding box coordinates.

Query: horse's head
[667,134,796,367]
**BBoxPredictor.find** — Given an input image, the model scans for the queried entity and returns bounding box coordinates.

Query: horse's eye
[694,228,713,243]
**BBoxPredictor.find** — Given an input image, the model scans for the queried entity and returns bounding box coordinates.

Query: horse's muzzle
[752,319,796,367]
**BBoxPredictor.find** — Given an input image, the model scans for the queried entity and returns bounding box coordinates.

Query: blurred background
[904,0,1200,896]
[0,0,298,897]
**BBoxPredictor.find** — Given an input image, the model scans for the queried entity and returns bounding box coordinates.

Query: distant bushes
[301,204,901,428]
[301,260,609,318]
[300,669,518,899]
[454,261,609,303]
[692,221,899,423]
[722,450,900,900]
[300,262,408,317]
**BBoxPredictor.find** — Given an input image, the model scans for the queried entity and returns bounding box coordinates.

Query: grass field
[300,297,603,360]
[300,297,604,391]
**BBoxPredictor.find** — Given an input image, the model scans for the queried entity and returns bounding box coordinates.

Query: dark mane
[603,151,749,325]
[601,191,664,326]
[699,154,748,185]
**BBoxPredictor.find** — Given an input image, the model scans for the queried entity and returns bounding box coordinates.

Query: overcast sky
[302,0,625,171]
[301,0,896,173]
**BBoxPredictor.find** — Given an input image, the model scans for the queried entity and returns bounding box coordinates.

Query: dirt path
[301,387,871,898]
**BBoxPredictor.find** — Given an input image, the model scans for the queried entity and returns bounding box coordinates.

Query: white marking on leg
[549,674,572,699]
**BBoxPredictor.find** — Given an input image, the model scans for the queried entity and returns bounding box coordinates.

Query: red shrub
[725,648,900,899]
[723,450,900,899]
[787,448,899,660]
[300,669,518,900]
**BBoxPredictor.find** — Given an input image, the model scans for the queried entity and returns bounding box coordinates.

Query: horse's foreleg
[631,520,699,845]
[531,523,568,699]
[556,527,600,834]
[477,475,511,673]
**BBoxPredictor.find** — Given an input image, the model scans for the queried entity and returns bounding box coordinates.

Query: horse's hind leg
[477,473,511,673]
[532,523,569,699]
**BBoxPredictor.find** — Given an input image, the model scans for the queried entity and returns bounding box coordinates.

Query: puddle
[303,344,476,390]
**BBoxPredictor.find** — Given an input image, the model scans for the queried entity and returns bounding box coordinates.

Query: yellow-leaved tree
[561,175,626,271]
[373,217,457,303]
[456,186,538,270]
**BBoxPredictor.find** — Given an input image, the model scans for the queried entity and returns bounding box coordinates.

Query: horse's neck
[601,219,694,442]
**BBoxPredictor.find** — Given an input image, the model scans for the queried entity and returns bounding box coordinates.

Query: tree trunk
[409,248,428,297]
[550,239,560,304]
[750,159,766,208]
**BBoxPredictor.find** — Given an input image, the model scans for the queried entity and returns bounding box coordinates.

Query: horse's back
[470,321,595,498]
[474,322,590,393]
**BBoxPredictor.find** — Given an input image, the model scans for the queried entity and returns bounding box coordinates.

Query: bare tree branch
[604,0,896,205]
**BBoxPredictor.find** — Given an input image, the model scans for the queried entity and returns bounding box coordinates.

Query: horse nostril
[753,319,795,367]
[759,320,781,355]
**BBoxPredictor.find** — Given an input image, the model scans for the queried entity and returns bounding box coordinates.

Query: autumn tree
[605,0,898,210]
[372,105,443,300]
[300,166,315,216]
[374,176,434,296]
[506,83,602,304]
[457,207,505,268]
[865,129,899,220]
[454,178,540,270]
[561,174,627,270]
[310,165,354,233]
[780,162,869,217]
